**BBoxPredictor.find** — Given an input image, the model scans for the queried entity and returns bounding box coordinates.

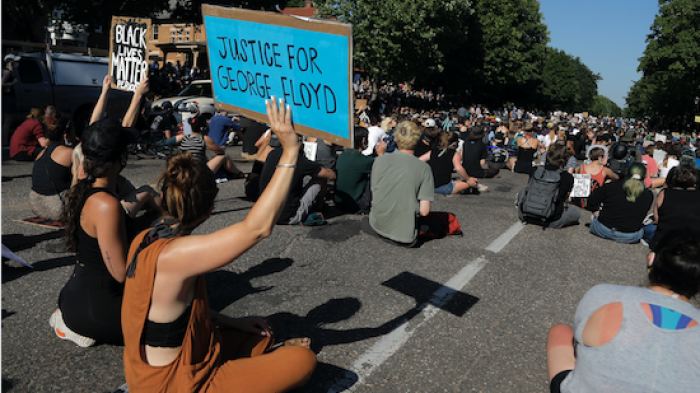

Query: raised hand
[102,75,112,93]
[265,96,299,152]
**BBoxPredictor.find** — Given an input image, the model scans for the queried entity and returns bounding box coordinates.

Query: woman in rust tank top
[122,97,316,392]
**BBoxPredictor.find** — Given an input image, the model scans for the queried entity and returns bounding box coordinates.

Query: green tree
[539,48,578,111]
[590,95,622,118]
[465,0,549,106]
[571,56,600,112]
[8,1,291,42]
[316,0,473,98]
[628,0,700,130]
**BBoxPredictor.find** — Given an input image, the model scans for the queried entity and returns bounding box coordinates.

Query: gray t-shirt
[370,152,434,243]
[562,284,700,393]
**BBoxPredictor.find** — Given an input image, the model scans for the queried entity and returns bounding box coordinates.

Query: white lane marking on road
[485,221,526,253]
[327,256,488,393]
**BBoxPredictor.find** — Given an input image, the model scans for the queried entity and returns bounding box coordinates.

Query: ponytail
[159,152,217,226]
[623,163,647,203]
[61,159,113,253]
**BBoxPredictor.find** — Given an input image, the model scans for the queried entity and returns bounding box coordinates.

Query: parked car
[6,51,131,134]
[149,79,216,126]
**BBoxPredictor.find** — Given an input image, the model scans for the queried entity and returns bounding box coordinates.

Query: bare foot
[282,337,311,349]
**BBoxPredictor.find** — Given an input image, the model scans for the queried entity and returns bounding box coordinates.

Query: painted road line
[327,256,488,393]
[485,221,526,253]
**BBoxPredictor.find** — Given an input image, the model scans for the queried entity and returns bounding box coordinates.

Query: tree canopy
[5,0,617,113]
[316,0,473,89]
[627,0,700,130]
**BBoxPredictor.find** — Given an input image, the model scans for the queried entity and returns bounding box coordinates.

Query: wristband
[276,164,296,168]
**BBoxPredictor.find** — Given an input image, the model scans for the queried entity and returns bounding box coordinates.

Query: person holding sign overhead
[121,96,316,392]
[49,78,149,347]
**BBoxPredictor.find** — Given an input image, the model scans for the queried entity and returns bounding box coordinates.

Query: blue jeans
[434,181,456,195]
[590,217,643,244]
[643,223,657,243]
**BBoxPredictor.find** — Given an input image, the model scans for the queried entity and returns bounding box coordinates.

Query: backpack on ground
[488,146,508,164]
[518,166,564,224]
[418,212,462,239]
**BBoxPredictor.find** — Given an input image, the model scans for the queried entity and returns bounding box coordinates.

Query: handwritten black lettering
[286,44,295,69]
[309,48,322,74]
[217,37,228,59]
[272,44,282,68]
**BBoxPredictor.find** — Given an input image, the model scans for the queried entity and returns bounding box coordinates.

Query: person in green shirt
[335,126,386,214]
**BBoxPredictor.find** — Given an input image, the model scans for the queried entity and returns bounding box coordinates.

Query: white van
[7,51,131,133]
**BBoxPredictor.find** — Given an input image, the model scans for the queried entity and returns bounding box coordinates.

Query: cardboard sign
[302,141,317,161]
[203,5,353,147]
[570,174,592,198]
[109,16,151,92]
[655,134,667,143]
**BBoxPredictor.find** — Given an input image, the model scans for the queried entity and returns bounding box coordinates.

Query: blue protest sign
[203,5,353,147]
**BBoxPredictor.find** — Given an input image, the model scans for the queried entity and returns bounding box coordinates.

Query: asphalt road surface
[2,146,657,392]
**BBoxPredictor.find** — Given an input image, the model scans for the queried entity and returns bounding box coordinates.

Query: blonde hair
[380,117,393,132]
[71,143,85,187]
[623,163,647,203]
[394,121,421,150]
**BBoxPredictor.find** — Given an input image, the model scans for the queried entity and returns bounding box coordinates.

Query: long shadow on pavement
[2,231,65,253]
[2,255,74,284]
[206,257,294,312]
[266,271,480,391]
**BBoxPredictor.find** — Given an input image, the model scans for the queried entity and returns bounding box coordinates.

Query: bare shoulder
[52,146,74,167]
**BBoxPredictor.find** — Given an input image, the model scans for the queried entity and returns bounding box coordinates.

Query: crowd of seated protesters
[6,77,699,388]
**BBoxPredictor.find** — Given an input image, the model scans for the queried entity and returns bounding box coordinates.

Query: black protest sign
[109,17,151,92]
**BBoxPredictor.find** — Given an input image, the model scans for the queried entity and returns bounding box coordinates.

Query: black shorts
[550,369,572,393]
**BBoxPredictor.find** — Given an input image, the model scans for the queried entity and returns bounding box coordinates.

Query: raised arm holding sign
[203,5,353,147]
[109,17,151,92]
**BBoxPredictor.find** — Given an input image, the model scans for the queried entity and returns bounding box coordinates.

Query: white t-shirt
[658,157,679,178]
[362,126,387,156]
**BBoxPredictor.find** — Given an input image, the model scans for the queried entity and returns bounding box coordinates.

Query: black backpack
[519,166,564,224]
[608,143,632,177]
[488,146,508,163]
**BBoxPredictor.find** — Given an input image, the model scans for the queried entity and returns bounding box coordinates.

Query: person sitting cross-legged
[258,130,336,225]
[361,121,435,247]
[121,97,316,392]
[586,163,653,244]
[546,228,700,393]
[334,126,386,214]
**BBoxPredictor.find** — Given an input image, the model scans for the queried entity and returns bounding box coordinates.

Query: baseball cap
[424,118,437,128]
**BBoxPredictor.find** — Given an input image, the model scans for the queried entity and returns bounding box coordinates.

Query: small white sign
[303,141,317,161]
[571,174,592,198]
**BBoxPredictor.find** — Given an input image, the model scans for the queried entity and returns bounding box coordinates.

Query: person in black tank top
[29,117,73,220]
[49,77,146,347]
[426,130,479,195]
[647,166,700,250]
